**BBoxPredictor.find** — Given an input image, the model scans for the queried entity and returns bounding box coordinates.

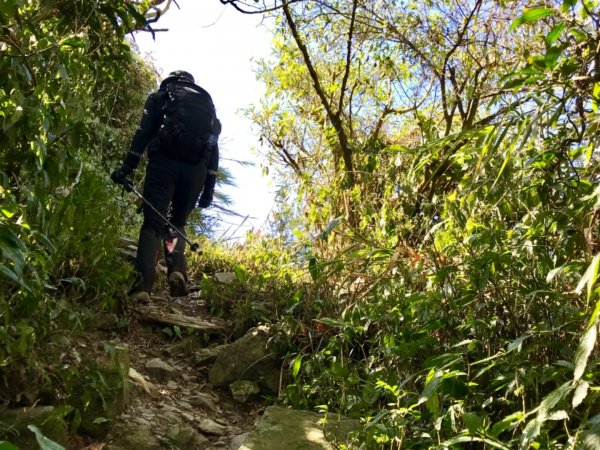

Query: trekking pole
[123,180,201,253]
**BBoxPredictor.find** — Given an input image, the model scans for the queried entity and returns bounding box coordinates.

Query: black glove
[198,191,213,209]
[111,165,133,186]
[198,172,217,208]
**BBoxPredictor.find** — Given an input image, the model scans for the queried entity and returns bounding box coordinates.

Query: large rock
[91,312,121,330]
[208,326,279,392]
[230,380,260,403]
[108,426,162,450]
[165,336,204,356]
[194,345,228,365]
[198,418,228,436]
[184,393,218,413]
[166,424,209,449]
[145,357,177,382]
[232,406,361,450]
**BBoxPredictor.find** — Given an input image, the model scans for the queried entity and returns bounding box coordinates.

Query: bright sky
[131,0,275,241]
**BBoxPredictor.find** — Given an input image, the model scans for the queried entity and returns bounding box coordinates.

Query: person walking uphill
[111,70,221,303]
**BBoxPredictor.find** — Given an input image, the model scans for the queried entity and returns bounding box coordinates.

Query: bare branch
[440,0,483,135]
[282,2,354,180]
[338,0,358,115]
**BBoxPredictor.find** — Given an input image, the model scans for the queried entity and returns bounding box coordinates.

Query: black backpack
[158,81,218,163]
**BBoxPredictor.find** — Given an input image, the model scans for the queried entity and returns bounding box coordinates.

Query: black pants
[133,152,207,294]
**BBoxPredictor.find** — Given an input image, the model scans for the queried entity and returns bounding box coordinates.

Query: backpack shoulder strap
[160,83,176,111]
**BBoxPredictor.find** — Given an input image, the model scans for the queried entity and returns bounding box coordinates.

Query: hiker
[111,70,220,303]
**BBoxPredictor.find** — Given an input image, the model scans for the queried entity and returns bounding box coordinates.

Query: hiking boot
[168,271,188,297]
[129,290,150,304]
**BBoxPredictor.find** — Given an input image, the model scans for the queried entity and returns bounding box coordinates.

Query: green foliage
[2,0,599,447]
[240,0,600,448]
[0,0,155,436]
[190,233,301,337]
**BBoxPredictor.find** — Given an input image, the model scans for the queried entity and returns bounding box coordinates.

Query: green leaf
[0,263,31,292]
[587,299,600,329]
[490,411,524,437]
[443,434,511,449]
[174,325,182,339]
[545,46,563,69]
[291,355,302,378]
[124,3,148,27]
[318,217,341,240]
[521,381,574,447]
[491,118,529,190]
[419,369,443,409]
[546,266,562,283]
[27,425,66,450]
[576,254,600,301]
[0,225,26,275]
[317,317,348,328]
[573,380,590,408]
[521,8,555,23]
[501,76,528,90]
[32,231,56,253]
[570,28,588,43]
[463,412,485,434]
[545,262,583,283]
[308,257,319,282]
[545,22,566,46]
[520,417,542,448]
[0,442,19,450]
[510,8,555,30]
[234,264,247,283]
[0,264,21,283]
[507,334,531,353]
[0,203,17,218]
[539,381,574,417]
[592,82,600,112]
[547,410,569,421]
[60,37,86,48]
[574,322,597,381]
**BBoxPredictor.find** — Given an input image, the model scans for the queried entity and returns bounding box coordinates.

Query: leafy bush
[0,0,155,420]
[243,1,600,448]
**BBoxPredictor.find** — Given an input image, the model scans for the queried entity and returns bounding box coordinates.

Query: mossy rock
[234,406,361,450]
[108,426,162,450]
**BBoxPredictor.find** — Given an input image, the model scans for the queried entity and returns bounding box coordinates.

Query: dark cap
[168,70,194,83]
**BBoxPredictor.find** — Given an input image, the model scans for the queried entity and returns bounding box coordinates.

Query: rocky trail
[98,276,359,450]
[99,285,267,450]
[3,270,359,450]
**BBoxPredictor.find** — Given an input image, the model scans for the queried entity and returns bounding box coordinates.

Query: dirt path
[100,287,267,450]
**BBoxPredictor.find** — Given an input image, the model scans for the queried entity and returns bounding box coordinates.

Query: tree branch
[265,135,304,177]
[441,0,483,135]
[338,0,357,115]
[282,2,354,180]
